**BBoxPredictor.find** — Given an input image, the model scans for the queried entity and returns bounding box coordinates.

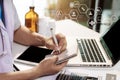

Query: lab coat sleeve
[12,2,21,31]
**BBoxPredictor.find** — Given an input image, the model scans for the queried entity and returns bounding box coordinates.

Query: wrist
[44,37,49,47]
[31,65,45,78]
[40,36,47,46]
[33,33,47,46]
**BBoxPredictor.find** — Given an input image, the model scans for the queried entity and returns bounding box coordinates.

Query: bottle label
[25,19,32,28]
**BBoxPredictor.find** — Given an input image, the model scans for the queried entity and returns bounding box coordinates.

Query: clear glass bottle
[25,6,39,32]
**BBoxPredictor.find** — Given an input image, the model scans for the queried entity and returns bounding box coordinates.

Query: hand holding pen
[45,31,67,54]
[50,28,61,54]
[45,21,67,54]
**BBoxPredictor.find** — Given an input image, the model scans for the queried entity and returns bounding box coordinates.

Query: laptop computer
[67,18,120,67]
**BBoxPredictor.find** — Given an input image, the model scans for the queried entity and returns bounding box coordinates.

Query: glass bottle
[25,6,39,32]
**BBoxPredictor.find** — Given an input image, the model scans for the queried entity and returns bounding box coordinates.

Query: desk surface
[13,20,120,80]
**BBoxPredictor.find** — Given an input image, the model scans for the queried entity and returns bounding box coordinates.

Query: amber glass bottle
[25,6,39,32]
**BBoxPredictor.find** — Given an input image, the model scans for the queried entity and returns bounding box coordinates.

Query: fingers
[55,33,67,52]
[55,60,68,70]
[37,55,67,77]
[52,55,58,62]
[45,33,67,53]
[50,55,68,72]
[51,55,68,66]
[45,38,56,50]
[47,55,68,67]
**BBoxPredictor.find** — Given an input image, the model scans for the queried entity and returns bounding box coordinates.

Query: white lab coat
[0,0,20,73]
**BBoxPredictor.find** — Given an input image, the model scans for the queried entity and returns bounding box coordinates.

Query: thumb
[51,55,58,62]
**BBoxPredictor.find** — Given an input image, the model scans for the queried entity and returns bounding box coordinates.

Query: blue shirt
[0,1,2,19]
[0,0,5,25]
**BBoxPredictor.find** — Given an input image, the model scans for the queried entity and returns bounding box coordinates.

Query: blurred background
[13,0,120,34]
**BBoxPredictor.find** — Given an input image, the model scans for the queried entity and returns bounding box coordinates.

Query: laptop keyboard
[56,70,99,80]
[77,39,105,62]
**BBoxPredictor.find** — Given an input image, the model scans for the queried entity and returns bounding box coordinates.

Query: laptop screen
[102,18,120,64]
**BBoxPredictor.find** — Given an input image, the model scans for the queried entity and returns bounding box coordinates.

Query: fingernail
[56,46,61,51]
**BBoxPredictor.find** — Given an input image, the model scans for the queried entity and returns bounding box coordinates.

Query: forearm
[0,68,42,80]
[14,26,46,46]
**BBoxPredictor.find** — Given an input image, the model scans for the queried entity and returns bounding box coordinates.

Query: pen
[50,28,60,53]
[50,28,58,47]
[13,64,19,71]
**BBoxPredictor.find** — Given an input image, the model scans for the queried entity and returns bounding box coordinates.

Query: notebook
[67,18,120,67]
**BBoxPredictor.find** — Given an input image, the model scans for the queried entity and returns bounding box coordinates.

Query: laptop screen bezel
[100,18,120,65]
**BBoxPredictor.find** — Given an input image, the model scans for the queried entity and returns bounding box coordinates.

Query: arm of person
[14,26,67,52]
[14,26,47,46]
[0,56,67,80]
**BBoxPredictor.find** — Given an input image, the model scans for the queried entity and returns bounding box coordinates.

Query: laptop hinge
[100,38,114,62]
